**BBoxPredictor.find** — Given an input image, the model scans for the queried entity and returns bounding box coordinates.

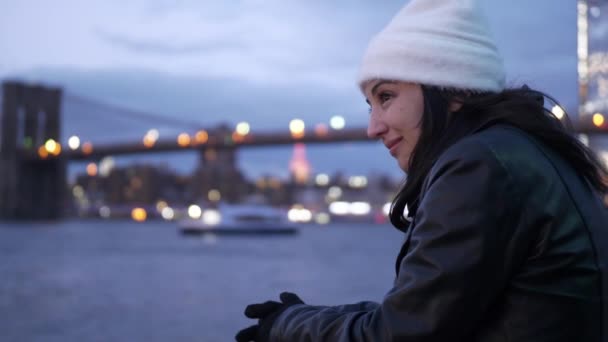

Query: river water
[0,220,404,341]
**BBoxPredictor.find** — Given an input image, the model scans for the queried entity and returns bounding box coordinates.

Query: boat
[178,203,299,236]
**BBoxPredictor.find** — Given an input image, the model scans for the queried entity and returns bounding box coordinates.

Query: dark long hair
[389,85,608,230]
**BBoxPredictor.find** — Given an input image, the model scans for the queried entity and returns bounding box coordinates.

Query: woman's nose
[367,115,388,139]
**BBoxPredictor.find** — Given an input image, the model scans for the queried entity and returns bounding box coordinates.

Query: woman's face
[364,80,424,172]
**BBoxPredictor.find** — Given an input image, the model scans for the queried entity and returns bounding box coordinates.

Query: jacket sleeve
[270,139,530,341]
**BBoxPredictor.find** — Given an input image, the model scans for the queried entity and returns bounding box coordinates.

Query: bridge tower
[0,81,66,220]
[189,124,247,203]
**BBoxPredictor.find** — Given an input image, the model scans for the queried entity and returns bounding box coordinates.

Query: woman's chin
[397,157,410,173]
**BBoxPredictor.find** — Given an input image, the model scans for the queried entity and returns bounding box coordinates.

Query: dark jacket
[270,125,608,341]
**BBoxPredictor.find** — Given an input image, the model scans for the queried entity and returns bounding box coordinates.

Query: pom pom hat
[358,0,506,93]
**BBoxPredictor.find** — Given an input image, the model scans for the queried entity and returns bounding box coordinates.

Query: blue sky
[0,0,579,180]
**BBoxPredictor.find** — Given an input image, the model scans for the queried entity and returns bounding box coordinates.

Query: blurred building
[75,163,187,207]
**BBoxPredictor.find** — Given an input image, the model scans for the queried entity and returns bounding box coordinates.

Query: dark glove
[235,292,305,342]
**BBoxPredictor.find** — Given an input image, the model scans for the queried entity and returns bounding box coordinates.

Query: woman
[236,0,608,341]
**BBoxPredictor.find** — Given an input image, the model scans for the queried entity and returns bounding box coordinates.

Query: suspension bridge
[0,81,377,220]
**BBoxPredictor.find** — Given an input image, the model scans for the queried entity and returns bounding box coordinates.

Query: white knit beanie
[358,0,506,93]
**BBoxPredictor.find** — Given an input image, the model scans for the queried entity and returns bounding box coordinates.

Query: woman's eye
[379,92,393,103]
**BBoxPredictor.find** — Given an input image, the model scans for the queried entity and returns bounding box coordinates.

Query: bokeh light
[236,122,250,135]
[131,208,147,222]
[68,136,80,150]
[86,163,98,177]
[330,116,346,130]
[82,142,93,155]
[289,119,305,139]
[177,133,191,147]
[195,130,209,144]
[593,113,605,127]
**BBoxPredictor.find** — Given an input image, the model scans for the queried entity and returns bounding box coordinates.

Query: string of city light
[32,115,350,160]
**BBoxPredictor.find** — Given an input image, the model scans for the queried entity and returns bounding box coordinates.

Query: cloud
[94,29,246,55]
[84,0,405,87]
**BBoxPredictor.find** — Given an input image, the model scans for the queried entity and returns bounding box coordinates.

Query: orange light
[86,163,98,177]
[291,131,305,139]
[593,113,605,127]
[315,123,329,137]
[131,208,147,222]
[195,130,209,144]
[177,133,191,147]
[82,142,93,155]
[143,135,156,148]
[50,143,61,156]
[38,146,49,159]
[232,132,245,143]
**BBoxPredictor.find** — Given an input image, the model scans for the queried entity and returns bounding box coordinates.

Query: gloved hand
[235,292,305,342]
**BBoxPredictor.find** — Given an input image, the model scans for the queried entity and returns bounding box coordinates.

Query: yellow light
[593,113,605,127]
[82,142,93,155]
[551,105,565,120]
[236,122,250,135]
[289,119,305,138]
[156,200,168,212]
[68,136,80,150]
[143,135,156,148]
[44,139,57,153]
[131,208,147,222]
[195,130,209,144]
[208,189,221,202]
[143,129,159,148]
[38,145,49,159]
[86,163,98,177]
[177,133,191,147]
[330,116,346,130]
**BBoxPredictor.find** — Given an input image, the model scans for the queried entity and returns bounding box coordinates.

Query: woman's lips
[387,138,403,156]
